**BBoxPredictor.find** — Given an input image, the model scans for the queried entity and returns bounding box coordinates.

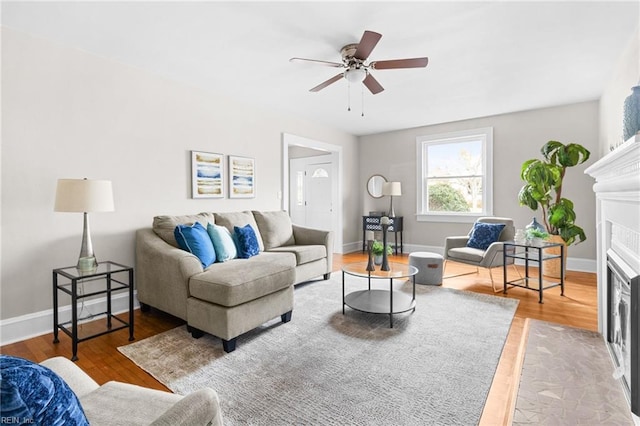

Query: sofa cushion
[175,223,216,268]
[189,253,296,307]
[234,225,260,259]
[214,211,264,251]
[268,245,327,266]
[0,355,89,426]
[252,211,295,250]
[79,381,182,426]
[153,213,216,247]
[207,223,237,262]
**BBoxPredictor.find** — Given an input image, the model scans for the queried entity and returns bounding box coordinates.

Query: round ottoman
[409,252,444,285]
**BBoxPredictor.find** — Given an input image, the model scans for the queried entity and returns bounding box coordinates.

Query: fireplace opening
[607,249,640,416]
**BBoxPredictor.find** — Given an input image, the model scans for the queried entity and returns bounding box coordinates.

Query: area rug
[119,276,518,425]
[513,319,634,425]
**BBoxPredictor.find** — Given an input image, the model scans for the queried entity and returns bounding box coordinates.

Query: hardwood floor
[1,252,597,424]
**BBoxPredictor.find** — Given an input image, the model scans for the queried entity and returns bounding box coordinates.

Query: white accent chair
[40,357,223,426]
[443,217,516,292]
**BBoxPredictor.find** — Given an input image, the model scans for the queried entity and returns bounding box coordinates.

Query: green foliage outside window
[428,183,470,212]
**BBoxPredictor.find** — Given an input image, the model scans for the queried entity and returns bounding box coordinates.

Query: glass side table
[342,261,418,328]
[53,261,134,361]
[503,241,565,303]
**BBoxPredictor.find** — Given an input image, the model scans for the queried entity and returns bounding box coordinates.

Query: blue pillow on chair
[234,224,260,259]
[467,222,506,251]
[174,222,216,268]
[0,355,89,426]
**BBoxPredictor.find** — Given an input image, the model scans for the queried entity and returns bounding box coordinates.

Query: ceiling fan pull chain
[347,82,351,112]
[361,85,365,117]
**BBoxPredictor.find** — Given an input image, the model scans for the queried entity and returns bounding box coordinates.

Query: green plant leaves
[519,140,590,246]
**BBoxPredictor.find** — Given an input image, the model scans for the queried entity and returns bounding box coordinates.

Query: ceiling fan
[290,30,429,95]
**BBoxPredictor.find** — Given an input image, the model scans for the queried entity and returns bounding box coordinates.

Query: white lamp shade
[382,181,402,197]
[54,179,114,213]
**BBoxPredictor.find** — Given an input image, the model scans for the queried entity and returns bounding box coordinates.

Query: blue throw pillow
[207,223,237,262]
[174,222,216,268]
[0,355,89,426]
[467,222,506,251]
[234,224,260,259]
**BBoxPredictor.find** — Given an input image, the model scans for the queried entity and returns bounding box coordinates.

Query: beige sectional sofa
[136,210,333,352]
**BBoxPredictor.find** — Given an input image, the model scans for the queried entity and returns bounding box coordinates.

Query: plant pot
[374,255,383,265]
[543,234,567,279]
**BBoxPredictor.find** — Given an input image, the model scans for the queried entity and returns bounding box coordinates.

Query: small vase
[623,85,640,142]
[526,217,545,233]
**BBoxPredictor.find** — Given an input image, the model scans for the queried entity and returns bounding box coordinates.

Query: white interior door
[289,155,335,232]
[305,162,332,231]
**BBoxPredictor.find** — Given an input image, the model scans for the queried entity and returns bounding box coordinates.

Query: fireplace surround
[586,134,640,419]
[607,249,639,414]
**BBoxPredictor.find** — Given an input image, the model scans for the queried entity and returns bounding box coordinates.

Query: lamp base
[77,256,97,272]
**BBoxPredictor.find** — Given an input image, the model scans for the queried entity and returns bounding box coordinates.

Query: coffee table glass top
[342,262,418,279]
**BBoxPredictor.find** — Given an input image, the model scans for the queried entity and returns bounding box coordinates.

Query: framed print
[191,151,224,198]
[228,155,255,198]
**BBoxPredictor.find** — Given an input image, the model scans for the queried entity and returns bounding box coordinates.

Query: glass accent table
[342,262,418,328]
[502,241,565,303]
[53,261,134,361]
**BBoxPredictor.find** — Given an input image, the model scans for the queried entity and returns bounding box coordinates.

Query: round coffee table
[342,261,418,328]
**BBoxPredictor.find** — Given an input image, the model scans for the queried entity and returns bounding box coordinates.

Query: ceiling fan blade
[309,73,344,92]
[290,57,344,68]
[363,73,384,95]
[371,57,429,70]
[354,30,382,61]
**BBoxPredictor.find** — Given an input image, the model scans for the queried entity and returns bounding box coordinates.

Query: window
[416,127,493,222]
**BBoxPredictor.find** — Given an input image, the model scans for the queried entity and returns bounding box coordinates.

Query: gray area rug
[514,319,635,425]
[119,276,518,425]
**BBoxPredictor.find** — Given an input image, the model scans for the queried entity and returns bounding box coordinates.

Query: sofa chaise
[136,210,333,352]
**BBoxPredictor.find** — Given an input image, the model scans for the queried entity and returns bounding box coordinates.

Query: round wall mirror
[366,175,387,198]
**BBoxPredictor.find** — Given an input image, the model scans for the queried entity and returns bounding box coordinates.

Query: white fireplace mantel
[585,134,640,331]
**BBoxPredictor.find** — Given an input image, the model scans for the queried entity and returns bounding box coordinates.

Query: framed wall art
[228,155,255,198]
[191,151,224,199]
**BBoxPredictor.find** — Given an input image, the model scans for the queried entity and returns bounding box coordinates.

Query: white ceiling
[2,1,638,136]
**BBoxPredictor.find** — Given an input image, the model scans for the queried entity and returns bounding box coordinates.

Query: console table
[53,261,134,361]
[362,216,403,255]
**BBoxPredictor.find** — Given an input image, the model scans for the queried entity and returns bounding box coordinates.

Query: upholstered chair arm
[292,225,334,272]
[479,241,513,268]
[136,228,203,320]
[40,357,100,398]
[151,388,223,426]
[443,236,469,259]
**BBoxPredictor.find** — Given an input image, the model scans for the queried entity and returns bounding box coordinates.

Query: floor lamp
[54,178,114,272]
[382,181,402,218]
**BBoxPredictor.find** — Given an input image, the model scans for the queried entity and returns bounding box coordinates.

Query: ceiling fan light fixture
[344,67,367,84]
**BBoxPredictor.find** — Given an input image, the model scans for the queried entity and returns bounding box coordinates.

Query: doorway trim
[282,133,343,253]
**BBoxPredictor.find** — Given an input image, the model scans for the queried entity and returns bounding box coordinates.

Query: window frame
[416,127,493,223]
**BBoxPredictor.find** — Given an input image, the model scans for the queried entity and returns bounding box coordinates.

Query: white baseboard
[0,292,139,346]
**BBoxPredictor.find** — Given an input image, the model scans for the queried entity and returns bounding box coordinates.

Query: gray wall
[599,26,639,156]
[0,28,358,320]
[358,101,599,263]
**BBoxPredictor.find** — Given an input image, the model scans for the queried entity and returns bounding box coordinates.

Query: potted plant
[371,240,393,265]
[518,140,590,276]
[526,228,549,245]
